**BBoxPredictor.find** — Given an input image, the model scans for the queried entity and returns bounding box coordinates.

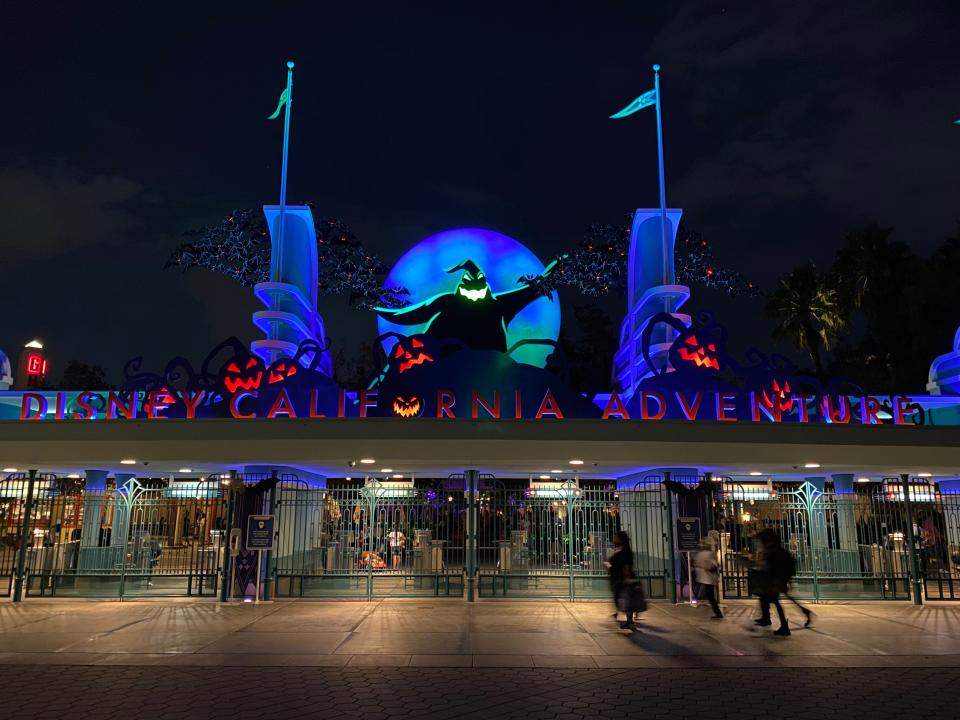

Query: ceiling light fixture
[359,458,375,465]
[569,459,585,466]
[392,474,403,479]
[380,468,393,473]
[2,467,17,473]
[120,459,137,465]
[749,472,763,476]
[803,463,821,469]
[857,477,871,483]
[551,469,563,474]
[917,472,932,478]
[539,475,551,480]
[179,468,192,473]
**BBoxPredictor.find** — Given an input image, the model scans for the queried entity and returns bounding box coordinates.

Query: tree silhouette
[165,209,409,310]
[60,360,109,390]
[764,263,845,377]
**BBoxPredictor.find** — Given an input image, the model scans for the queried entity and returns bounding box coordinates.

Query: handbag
[747,568,771,596]
[618,580,648,614]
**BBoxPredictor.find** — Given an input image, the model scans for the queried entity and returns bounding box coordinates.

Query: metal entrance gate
[1,472,226,599]
[272,477,466,598]
[716,478,960,601]
[476,477,675,600]
[917,485,960,600]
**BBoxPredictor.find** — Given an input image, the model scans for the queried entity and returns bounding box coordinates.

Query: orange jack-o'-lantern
[267,359,298,385]
[392,394,423,418]
[392,337,433,374]
[762,379,795,413]
[676,335,720,370]
[224,357,263,393]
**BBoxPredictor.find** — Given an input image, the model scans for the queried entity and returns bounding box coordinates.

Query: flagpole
[275,60,294,284]
[653,64,669,313]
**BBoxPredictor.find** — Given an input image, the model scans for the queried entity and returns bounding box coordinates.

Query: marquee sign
[3,382,960,426]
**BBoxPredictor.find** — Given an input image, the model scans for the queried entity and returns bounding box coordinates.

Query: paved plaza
[0,599,959,718]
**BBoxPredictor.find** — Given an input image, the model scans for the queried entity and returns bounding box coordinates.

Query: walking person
[606,531,639,630]
[753,529,811,636]
[694,539,723,618]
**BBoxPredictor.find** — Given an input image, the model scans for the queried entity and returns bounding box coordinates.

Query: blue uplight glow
[377,228,560,367]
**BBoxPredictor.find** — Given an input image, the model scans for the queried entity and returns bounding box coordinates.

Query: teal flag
[268,88,289,120]
[609,89,657,119]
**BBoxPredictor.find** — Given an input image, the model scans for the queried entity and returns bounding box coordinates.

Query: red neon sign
[25,353,48,377]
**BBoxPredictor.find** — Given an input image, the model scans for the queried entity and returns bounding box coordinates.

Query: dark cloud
[0,165,145,258]
[647,2,959,271]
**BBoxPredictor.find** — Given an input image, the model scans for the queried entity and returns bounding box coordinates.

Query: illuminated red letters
[309,389,326,418]
[437,389,456,418]
[716,393,737,422]
[359,389,378,418]
[535,389,564,419]
[860,396,882,425]
[20,393,46,420]
[181,390,206,419]
[73,392,97,420]
[107,391,137,420]
[640,392,665,421]
[894,396,916,425]
[471,390,501,419]
[602,392,630,420]
[267,388,297,418]
[230,391,257,419]
[675,392,703,421]
[822,395,851,424]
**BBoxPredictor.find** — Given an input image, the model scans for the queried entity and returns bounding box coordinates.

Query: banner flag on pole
[267,88,289,120]
[609,88,657,119]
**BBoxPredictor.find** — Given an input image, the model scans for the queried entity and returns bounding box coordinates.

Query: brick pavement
[0,665,956,719]
[2,600,960,717]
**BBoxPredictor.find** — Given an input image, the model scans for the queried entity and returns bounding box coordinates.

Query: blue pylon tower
[612,208,689,400]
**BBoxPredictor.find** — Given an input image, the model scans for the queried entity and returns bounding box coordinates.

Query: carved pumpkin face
[676,334,720,370]
[267,359,298,385]
[224,357,263,393]
[392,337,433,374]
[392,394,423,418]
[763,379,795,413]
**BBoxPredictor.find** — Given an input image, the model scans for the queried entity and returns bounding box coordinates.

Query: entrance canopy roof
[0,418,956,481]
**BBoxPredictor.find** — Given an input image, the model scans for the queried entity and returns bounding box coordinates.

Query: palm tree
[831,223,914,324]
[764,263,846,377]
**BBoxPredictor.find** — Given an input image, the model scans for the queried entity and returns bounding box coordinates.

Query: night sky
[1,2,958,380]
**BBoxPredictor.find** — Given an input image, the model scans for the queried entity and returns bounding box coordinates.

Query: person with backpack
[753,529,811,636]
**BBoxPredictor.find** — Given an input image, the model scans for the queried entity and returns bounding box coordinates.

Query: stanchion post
[255,549,262,605]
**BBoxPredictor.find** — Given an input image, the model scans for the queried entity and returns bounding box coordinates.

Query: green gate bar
[12,469,37,602]
[901,473,923,605]
[465,469,479,602]
[663,471,677,603]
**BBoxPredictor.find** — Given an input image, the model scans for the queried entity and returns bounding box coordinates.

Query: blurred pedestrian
[694,539,723,618]
[607,531,639,630]
[753,529,810,636]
